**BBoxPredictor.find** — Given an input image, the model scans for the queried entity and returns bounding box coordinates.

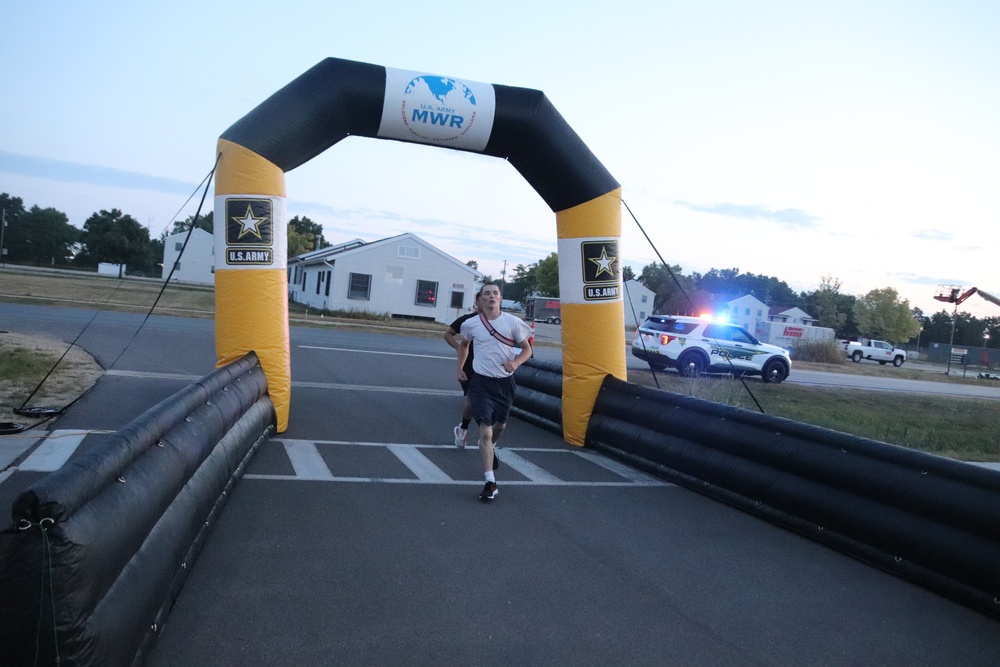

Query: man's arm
[502,339,532,374]
[457,339,471,381]
[444,327,460,351]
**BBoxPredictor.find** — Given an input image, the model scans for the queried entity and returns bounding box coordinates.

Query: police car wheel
[677,352,706,378]
[761,359,788,384]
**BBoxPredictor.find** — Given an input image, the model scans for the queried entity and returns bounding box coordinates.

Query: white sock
[485,471,495,483]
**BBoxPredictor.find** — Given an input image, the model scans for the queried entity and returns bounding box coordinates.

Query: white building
[288,233,482,324]
[623,279,656,327]
[720,296,834,347]
[723,294,769,331]
[161,228,214,285]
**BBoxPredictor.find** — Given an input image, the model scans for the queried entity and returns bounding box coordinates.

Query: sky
[2,1,998,319]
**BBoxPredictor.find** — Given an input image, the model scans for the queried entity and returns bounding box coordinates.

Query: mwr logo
[227,248,273,265]
[226,198,273,246]
[580,240,621,301]
[401,76,479,143]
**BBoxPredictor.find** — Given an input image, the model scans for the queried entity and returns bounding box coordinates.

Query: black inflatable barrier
[511,359,563,435]
[585,375,1000,620]
[0,351,276,666]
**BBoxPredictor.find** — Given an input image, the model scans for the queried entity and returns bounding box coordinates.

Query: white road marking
[282,440,334,480]
[494,448,562,483]
[0,429,47,469]
[387,444,452,482]
[573,450,665,485]
[299,345,452,360]
[18,429,89,471]
[242,440,672,487]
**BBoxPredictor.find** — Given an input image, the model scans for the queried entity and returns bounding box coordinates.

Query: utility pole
[946,302,958,375]
[1,208,6,268]
[500,259,507,289]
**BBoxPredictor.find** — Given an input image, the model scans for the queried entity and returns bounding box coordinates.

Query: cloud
[0,151,197,196]
[673,200,821,229]
[909,229,953,241]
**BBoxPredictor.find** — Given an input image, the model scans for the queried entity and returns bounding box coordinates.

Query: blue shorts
[468,374,517,426]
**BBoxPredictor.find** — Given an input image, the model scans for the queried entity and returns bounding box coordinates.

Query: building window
[415,280,438,306]
[450,291,464,309]
[175,242,183,251]
[348,273,371,300]
[397,246,420,259]
[745,308,751,316]
[757,309,762,317]
[641,295,647,303]
[173,261,181,271]
[325,270,331,297]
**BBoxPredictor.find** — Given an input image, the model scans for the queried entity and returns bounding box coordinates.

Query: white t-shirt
[460,312,533,378]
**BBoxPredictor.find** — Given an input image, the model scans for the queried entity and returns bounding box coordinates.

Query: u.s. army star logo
[580,240,621,301]
[225,198,273,246]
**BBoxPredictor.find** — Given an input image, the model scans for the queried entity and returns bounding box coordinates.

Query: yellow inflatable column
[213,138,291,432]
[555,188,627,445]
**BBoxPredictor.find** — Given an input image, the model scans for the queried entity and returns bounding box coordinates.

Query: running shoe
[479,481,498,501]
[453,425,467,449]
[493,451,500,470]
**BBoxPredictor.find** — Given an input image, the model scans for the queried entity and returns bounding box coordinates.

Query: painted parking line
[18,430,90,471]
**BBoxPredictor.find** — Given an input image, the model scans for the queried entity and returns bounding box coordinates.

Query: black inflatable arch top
[220,58,619,214]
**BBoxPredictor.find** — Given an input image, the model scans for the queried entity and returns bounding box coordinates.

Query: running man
[457,283,533,501]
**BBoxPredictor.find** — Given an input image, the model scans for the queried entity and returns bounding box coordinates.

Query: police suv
[632,315,791,383]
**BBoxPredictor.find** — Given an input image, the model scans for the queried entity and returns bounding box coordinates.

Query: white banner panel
[214,195,287,270]
[378,67,496,152]
[557,237,623,305]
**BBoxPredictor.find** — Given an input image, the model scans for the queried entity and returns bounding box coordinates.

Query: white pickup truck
[841,338,907,367]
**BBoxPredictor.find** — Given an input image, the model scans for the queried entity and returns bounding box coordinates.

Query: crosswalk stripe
[494,449,562,483]
[387,444,452,482]
[243,439,671,487]
[573,450,665,485]
[282,440,334,480]
[18,430,89,471]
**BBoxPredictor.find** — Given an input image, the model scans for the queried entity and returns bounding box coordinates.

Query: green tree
[80,209,151,277]
[170,211,213,235]
[0,193,28,262]
[503,263,534,304]
[534,252,559,297]
[693,267,798,305]
[638,262,706,314]
[807,276,849,331]
[853,287,921,343]
[287,215,328,258]
[21,206,79,267]
[622,265,636,282]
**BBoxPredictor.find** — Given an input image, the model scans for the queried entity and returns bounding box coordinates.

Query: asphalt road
[1,303,999,665]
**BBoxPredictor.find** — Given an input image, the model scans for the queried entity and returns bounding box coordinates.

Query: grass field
[2,266,998,460]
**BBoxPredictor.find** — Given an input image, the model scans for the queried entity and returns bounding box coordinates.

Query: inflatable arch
[215,57,626,443]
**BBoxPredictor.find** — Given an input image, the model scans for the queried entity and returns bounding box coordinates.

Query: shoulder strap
[479,313,516,347]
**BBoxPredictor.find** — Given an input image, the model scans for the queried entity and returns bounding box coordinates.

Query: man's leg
[478,422,495,474]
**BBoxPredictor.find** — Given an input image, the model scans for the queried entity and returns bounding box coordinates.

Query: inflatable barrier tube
[0,353,276,666]
[585,375,1000,620]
